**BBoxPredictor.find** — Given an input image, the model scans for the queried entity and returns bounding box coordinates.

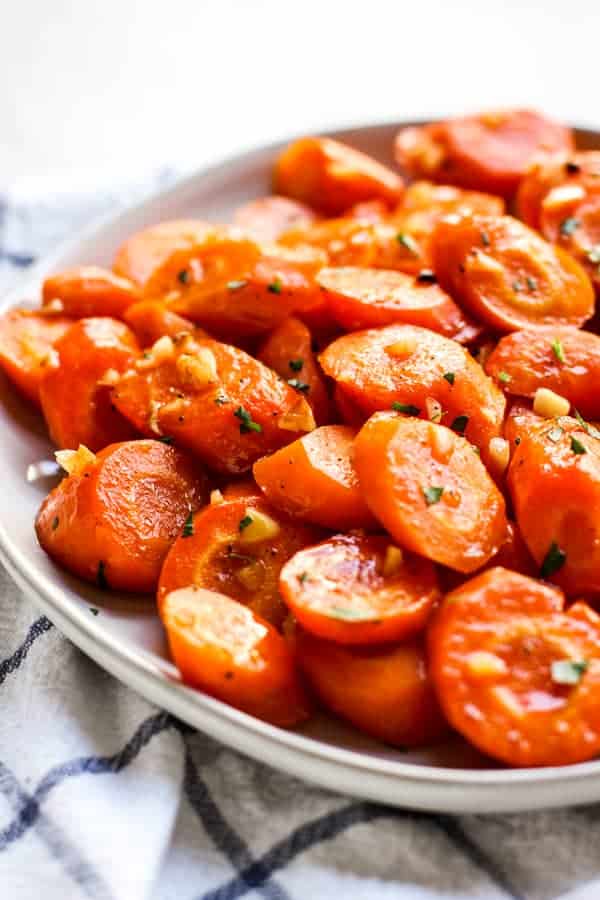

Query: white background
[1,0,599,181]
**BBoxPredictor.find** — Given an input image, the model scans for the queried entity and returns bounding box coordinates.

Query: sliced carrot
[432,214,594,332]
[274,136,404,215]
[124,300,199,346]
[0,308,74,407]
[36,440,209,592]
[253,425,376,530]
[354,413,507,572]
[112,331,315,474]
[163,586,310,727]
[429,567,600,766]
[333,384,366,428]
[280,533,439,644]
[486,326,600,419]
[296,628,447,747]
[233,195,319,240]
[440,520,537,592]
[113,219,214,287]
[319,324,505,455]
[39,317,139,450]
[508,413,600,594]
[395,111,573,197]
[257,317,332,426]
[42,266,140,319]
[317,266,480,342]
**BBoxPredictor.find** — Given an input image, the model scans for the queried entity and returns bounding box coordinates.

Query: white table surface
[1,0,599,184]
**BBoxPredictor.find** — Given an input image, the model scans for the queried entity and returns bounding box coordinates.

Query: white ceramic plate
[2,121,600,814]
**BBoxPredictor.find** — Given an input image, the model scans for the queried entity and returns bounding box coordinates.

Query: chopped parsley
[512,280,524,292]
[177,269,189,285]
[551,338,566,364]
[480,230,491,247]
[391,401,420,416]
[158,436,174,444]
[565,161,581,174]
[571,436,587,455]
[89,607,99,616]
[450,414,469,435]
[416,269,437,284]
[51,516,59,531]
[289,358,304,372]
[443,372,455,385]
[267,278,283,294]
[551,659,588,686]
[540,541,566,579]
[297,571,309,585]
[396,232,420,256]
[238,515,253,532]
[234,406,262,434]
[182,511,194,538]
[423,485,444,506]
[97,561,109,590]
[498,371,512,384]
[227,279,248,290]
[287,378,310,393]
[214,394,229,406]
[574,410,600,440]
[526,276,538,291]
[560,217,580,237]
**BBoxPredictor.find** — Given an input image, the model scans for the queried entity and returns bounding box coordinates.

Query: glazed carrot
[503,402,539,449]
[157,496,321,626]
[111,331,315,474]
[508,413,600,594]
[354,413,507,572]
[113,219,215,287]
[296,628,447,747]
[253,425,376,530]
[429,567,600,766]
[395,110,573,197]
[432,214,594,332]
[124,300,199,346]
[274,136,404,215]
[42,266,140,319]
[163,586,310,727]
[440,520,537,592]
[39,317,139,450]
[233,195,319,240]
[36,440,209,592]
[257,317,332,426]
[280,533,439,644]
[333,384,366,428]
[486,326,600,419]
[319,324,505,456]
[317,266,481,342]
[0,309,74,407]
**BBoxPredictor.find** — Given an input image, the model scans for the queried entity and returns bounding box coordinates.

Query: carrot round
[0,308,74,407]
[280,533,439,644]
[295,628,447,747]
[113,219,215,288]
[319,324,505,455]
[163,586,310,727]
[507,413,600,595]
[333,384,366,428]
[395,110,573,197]
[111,331,315,474]
[36,440,209,592]
[274,136,404,215]
[486,326,600,419]
[354,412,507,572]
[233,195,319,241]
[157,495,321,626]
[39,317,139,450]
[432,214,594,332]
[42,266,140,319]
[253,425,376,530]
[124,300,199,346]
[317,266,480,342]
[429,567,600,766]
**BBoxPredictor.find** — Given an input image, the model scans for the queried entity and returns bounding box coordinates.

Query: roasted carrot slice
[163,586,310,727]
[113,219,214,287]
[296,628,447,747]
[395,110,573,197]
[124,300,200,346]
[274,136,404,215]
[42,266,140,319]
[0,308,74,407]
[233,195,319,240]
[157,495,321,626]
[486,326,600,419]
[319,324,505,455]
[333,384,366,428]
[508,413,600,594]
[317,266,480,342]
[112,331,315,474]
[39,317,139,450]
[257,317,332,426]
[433,214,594,332]
[280,533,439,644]
[253,425,376,530]
[429,567,600,766]
[36,440,209,592]
[354,413,507,572]
[440,520,537,592]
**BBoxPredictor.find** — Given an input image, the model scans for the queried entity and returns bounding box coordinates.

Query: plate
[2,120,600,814]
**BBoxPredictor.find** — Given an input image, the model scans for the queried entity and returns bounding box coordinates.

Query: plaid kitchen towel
[1,173,600,900]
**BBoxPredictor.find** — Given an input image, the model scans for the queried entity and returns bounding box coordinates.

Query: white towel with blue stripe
[1,173,600,900]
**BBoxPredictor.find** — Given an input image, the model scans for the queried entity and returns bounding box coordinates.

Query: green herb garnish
[289,358,304,372]
[182,511,194,538]
[423,486,444,506]
[526,276,538,291]
[51,516,59,531]
[158,436,174,444]
[480,230,491,247]
[396,232,420,256]
[267,278,283,294]
[512,280,524,292]
[571,436,587,455]
[214,394,229,406]
[287,378,310,393]
[498,371,512,384]
[574,410,600,439]
[551,659,588,685]
[239,515,253,532]
[89,607,99,616]
[297,571,309,584]
[391,402,421,416]
[551,338,566,364]
[443,372,455,386]
[450,415,469,435]
[234,406,262,434]
[540,541,566,578]
[177,270,189,285]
